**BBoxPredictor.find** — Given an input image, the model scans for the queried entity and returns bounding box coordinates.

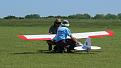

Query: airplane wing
[18,30,114,40]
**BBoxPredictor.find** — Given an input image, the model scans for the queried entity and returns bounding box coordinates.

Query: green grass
[0,25,121,68]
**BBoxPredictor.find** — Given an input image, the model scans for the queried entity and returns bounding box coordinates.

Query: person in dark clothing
[47,18,62,51]
[53,20,79,53]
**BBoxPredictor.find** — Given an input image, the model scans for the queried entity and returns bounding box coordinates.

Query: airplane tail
[74,38,101,51]
[82,38,91,52]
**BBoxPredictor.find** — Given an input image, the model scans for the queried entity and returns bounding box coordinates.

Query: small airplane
[18,30,114,52]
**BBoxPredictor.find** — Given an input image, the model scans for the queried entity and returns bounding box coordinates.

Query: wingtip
[106,30,114,36]
[89,30,114,38]
[18,35,28,40]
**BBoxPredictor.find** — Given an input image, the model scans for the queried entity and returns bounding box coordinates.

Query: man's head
[54,18,62,27]
[62,20,70,27]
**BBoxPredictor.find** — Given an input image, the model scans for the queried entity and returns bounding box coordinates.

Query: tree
[105,13,117,19]
[68,15,75,18]
[82,14,91,19]
[18,17,24,19]
[25,14,40,19]
[4,15,17,19]
[117,13,121,20]
[48,16,55,18]
[93,14,105,19]
[68,13,91,19]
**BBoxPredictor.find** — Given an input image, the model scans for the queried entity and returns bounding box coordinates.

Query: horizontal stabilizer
[74,46,101,51]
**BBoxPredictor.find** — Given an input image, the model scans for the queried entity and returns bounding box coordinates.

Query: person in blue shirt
[53,20,79,53]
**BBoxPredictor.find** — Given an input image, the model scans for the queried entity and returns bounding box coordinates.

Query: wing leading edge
[18,30,114,41]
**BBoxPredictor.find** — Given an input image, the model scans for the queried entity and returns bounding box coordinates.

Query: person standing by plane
[53,20,79,53]
[47,18,62,51]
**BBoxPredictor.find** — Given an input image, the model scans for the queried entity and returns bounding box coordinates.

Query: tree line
[2,13,121,19]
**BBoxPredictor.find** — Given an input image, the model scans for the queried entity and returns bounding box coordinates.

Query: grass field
[0,19,121,68]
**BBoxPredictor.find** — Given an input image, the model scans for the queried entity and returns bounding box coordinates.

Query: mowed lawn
[0,26,121,68]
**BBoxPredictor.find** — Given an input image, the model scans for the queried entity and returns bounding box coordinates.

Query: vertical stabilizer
[82,38,91,51]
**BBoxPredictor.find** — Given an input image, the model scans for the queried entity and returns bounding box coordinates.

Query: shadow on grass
[74,50,102,54]
[12,50,102,55]
[12,50,49,55]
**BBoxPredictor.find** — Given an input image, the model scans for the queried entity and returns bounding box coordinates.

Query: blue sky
[0,0,121,17]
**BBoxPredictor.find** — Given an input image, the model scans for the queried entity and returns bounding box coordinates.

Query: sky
[0,0,121,17]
